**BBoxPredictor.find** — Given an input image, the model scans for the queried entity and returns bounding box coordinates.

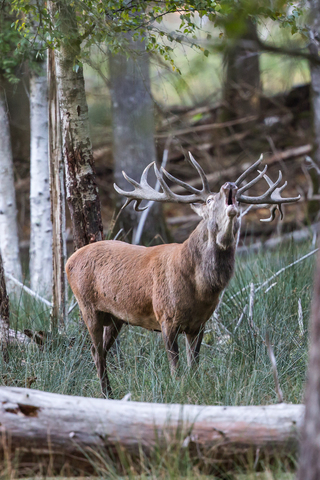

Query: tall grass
[1,239,314,403]
[0,239,314,478]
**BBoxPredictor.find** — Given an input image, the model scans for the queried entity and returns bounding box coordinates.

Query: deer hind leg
[185,327,204,367]
[80,307,112,398]
[161,323,179,377]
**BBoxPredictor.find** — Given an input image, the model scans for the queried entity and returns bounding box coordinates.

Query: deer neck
[184,220,236,293]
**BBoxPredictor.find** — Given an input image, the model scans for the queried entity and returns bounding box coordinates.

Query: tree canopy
[6,0,307,77]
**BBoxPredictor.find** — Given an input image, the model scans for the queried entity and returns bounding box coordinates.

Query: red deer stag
[66,153,299,397]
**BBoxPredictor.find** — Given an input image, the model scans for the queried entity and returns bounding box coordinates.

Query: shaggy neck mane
[185,219,236,292]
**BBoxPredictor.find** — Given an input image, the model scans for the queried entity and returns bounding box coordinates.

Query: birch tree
[0,86,22,291]
[47,1,103,250]
[29,55,52,297]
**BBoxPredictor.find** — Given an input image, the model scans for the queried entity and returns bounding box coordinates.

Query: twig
[264,282,277,293]
[227,248,319,305]
[214,289,225,317]
[241,205,253,218]
[155,115,258,138]
[266,332,284,403]
[298,298,304,336]
[113,228,124,241]
[234,304,248,333]
[5,273,52,308]
[68,299,78,315]
[249,283,255,328]
[255,248,319,295]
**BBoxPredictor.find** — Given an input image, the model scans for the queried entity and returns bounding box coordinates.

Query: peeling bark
[48,1,103,250]
[48,49,67,330]
[0,387,303,475]
[29,56,52,298]
[0,85,22,291]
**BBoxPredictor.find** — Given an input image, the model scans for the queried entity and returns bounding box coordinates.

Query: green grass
[0,239,315,478]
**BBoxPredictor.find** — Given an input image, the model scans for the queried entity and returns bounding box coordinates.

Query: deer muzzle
[222,182,238,217]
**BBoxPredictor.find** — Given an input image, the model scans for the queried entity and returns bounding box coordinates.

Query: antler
[114,152,212,211]
[235,155,300,222]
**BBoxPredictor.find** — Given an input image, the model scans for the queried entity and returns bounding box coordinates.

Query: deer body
[66,154,299,397]
[67,222,236,333]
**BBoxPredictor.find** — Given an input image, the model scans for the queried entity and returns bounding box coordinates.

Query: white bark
[0,386,304,474]
[0,89,22,292]
[29,58,52,298]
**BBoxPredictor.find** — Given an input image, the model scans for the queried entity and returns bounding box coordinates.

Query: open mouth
[222,182,237,206]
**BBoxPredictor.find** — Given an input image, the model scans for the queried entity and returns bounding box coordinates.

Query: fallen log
[0,387,304,475]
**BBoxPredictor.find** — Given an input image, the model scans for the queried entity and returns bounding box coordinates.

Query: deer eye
[207,197,214,205]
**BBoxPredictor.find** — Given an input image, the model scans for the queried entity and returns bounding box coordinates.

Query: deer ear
[190,203,205,217]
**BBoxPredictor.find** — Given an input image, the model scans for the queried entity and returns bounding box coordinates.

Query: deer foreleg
[185,327,204,367]
[161,323,179,376]
[103,318,123,352]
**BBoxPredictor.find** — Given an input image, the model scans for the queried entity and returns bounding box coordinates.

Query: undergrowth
[0,238,315,478]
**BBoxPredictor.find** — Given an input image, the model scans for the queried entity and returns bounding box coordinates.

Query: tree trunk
[306,1,320,221]
[0,386,303,475]
[0,85,22,292]
[48,1,103,251]
[222,20,261,121]
[29,56,52,298]
[110,37,167,244]
[48,49,67,331]
[297,245,320,479]
[0,252,9,362]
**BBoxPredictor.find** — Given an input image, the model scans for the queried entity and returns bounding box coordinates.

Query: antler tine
[161,168,201,195]
[153,162,177,196]
[236,166,300,221]
[260,206,278,223]
[114,154,213,210]
[238,170,284,205]
[235,154,263,187]
[140,162,155,188]
[188,152,211,194]
[237,165,268,195]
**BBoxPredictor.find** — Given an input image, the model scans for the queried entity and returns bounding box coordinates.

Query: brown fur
[66,182,240,397]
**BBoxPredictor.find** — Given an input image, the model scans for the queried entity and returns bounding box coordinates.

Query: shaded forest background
[6,13,313,267]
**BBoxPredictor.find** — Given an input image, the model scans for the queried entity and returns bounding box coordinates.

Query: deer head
[114,152,300,249]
